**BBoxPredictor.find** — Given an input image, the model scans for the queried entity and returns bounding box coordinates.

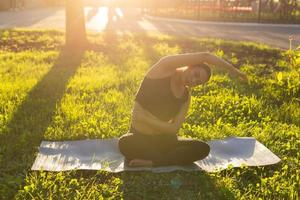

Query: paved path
[0,7,299,49]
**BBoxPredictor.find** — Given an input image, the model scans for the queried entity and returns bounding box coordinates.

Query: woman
[118,52,248,167]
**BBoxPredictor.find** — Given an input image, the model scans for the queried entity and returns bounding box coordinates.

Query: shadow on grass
[118,171,236,200]
[73,170,236,199]
[0,49,85,199]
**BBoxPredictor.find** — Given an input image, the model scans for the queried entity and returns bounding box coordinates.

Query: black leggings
[118,132,210,167]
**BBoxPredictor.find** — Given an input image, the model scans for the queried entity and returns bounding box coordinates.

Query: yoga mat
[31,137,281,173]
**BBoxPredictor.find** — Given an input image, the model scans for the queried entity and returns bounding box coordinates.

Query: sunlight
[115,7,124,19]
[137,19,159,32]
[85,7,109,31]
[85,6,125,31]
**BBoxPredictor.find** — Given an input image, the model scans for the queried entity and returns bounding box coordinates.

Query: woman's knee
[202,142,210,157]
[118,133,134,155]
[194,141,210,159]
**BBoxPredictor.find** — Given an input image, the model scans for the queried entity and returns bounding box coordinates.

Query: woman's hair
[193,63,212,80]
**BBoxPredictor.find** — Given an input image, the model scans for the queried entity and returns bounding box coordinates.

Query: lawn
[0,29,299,199]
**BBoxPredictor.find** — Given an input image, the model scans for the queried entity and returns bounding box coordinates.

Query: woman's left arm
[171,94,191,130]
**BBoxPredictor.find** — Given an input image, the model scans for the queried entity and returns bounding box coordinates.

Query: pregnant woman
[118,52,247,167]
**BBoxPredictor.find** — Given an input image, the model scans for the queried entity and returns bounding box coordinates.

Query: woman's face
[183,66,210,87]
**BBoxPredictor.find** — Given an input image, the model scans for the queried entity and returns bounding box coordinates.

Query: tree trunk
[65,0,87,49]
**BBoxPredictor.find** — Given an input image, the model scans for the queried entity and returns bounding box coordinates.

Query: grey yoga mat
[31,137,281,173]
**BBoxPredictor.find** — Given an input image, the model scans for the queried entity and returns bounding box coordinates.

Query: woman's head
[182,63,211,87]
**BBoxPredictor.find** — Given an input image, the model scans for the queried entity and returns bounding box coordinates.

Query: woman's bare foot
[128,159,153,167]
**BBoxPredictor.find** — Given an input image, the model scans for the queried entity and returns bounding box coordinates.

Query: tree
[65,0,87,49]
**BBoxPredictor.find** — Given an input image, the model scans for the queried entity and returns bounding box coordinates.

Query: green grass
[0,29,299,199]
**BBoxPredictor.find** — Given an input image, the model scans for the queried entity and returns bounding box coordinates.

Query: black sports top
[135,76,188,121]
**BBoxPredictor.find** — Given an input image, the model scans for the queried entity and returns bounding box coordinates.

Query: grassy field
[0,29,299,199]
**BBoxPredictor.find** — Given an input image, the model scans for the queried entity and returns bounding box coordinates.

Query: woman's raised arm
[148,52,247,81]
[159,52,210,70]
[205,54,248,81]
[147,52,210,77]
